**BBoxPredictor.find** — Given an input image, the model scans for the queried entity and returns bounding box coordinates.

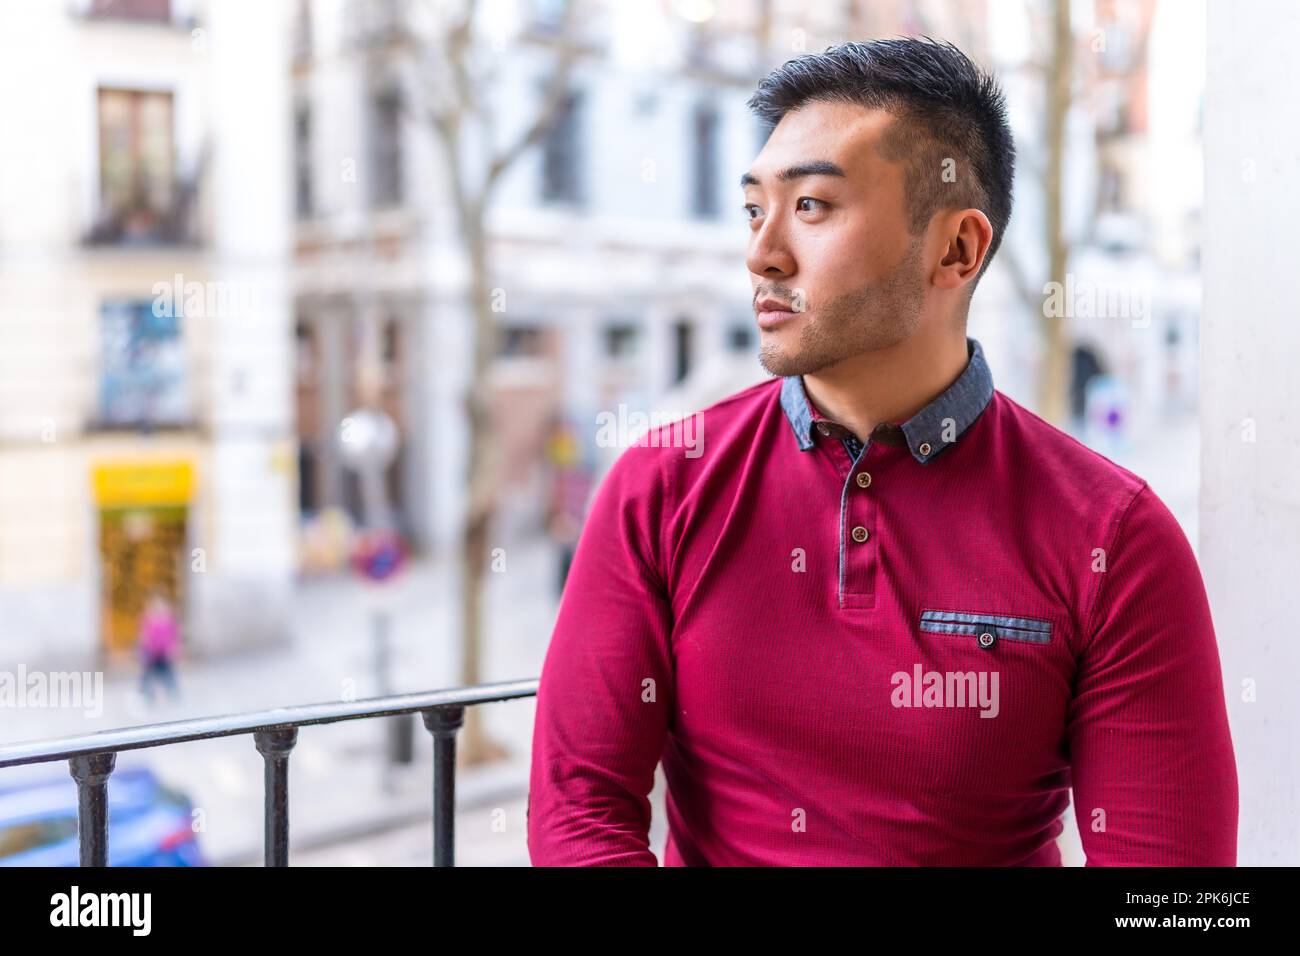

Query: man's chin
[758,344,832,378]
[759,343,806,374]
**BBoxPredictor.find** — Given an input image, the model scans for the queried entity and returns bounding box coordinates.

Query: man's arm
[527,444,674,866]
[1066,483,1238,865]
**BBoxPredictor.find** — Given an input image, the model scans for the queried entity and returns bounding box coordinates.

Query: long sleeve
[527,444,675,866]
[1065,483,1238,865]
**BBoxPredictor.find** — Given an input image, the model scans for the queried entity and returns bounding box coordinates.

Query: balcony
[0,679,538,866]
[77,0,198,29]
[82,184,202,249]
[83,141,208,249]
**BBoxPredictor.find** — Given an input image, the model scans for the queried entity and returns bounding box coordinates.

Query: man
[527,38,1237,865]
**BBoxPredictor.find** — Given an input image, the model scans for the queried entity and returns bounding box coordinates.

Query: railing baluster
[69,752,115,867]
[254,727,298,867]
[422,706,464,867]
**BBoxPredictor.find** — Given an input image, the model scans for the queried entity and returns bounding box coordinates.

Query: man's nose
[746,217,795,278]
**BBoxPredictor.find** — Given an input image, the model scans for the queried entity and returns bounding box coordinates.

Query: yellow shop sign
[92,460,195,508]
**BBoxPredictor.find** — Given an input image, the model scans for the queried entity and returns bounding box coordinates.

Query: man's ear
[934,209,993,291]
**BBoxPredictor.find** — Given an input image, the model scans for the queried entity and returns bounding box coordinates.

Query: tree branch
[482,1,585,192]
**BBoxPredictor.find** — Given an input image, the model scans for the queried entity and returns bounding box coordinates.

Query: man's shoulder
[989,387,1147,495]
[584,378,781,557]
[986,390,1203,631]
[985,389,1183,556]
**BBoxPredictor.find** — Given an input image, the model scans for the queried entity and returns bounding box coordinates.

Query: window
[685,23,717,71]
[88,0,171,22]
[294,101,313,218]
[348,0,404,46]
[382,319,400,363]
[498,325,546,358]
[603,322,640,359]
[1069,346,1106,422]
[295,321,318,388]
[527,0,567,35]
[728,324,754,352]
[691,101,721,219]
[368,86,404,209]
[98,299,190,429]
[672,319,694,384]
[93,88,175,243]
[293,0,313,62]
[1099,19,1135,71]
[540,89,584,205]
[1098,163,1124,215]
[632,89,658,117]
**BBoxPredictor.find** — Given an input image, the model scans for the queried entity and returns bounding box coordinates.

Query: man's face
[742,101,929,377]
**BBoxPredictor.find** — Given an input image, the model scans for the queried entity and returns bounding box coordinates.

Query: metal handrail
[0,678,539,867]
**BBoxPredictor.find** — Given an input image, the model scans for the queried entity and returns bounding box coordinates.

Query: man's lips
[755,298,797,330]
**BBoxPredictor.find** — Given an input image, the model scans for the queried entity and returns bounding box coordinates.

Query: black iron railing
[0,678,539,867]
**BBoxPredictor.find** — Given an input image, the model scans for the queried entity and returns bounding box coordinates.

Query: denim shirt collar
[779,336,994,464]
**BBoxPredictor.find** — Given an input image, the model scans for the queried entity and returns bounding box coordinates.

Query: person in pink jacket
[138,591,181,704]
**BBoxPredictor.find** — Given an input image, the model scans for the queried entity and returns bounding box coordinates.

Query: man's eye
[797,197,826,213]
[743,203,762,221]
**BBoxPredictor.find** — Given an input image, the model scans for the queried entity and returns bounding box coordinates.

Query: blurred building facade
[292,0,765,554]
[288,0,1013,556]
[0,0,1203,666]
[981,0,1202,443]
[0,0,296,667]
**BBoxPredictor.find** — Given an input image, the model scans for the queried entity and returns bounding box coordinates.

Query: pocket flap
[918,608,1052,644]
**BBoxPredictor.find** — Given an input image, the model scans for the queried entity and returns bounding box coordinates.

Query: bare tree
[1039,0,1072,425]
[401,0,586,764]
[995,0,1074,425]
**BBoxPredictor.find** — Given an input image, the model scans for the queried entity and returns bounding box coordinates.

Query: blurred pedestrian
[138,590,181,704]
[544,416,594,596]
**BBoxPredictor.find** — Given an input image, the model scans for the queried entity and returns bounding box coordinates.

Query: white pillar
[1202,0,1300,865]
[425,291,471,554]
[563,305,602,423]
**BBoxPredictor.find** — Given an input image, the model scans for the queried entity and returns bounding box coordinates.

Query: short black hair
[747,37,1015,285]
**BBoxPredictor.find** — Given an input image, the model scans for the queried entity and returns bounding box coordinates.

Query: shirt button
[851,525,869,543]
[856,471,872,488]
[817,424,830,436]
[978,631,995,649]
[918,441,932,456]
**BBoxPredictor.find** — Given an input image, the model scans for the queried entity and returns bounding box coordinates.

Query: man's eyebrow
[739,160,847,188]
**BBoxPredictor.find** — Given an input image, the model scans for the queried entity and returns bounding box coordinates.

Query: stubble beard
[758,238,927,378]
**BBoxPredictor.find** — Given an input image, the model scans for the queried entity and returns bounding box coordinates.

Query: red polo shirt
[527,337,1238,865]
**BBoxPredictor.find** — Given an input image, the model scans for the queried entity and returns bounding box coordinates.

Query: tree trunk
[1038,0,1073,425]
[456,213,508,766]
[416,1,582,766]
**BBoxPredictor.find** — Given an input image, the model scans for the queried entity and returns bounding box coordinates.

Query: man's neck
[801,327,971,442]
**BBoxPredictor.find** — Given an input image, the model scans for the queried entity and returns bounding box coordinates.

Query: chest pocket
[918,608,1052,650]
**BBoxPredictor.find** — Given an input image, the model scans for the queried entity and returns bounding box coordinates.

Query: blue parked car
[0,766,206,866]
